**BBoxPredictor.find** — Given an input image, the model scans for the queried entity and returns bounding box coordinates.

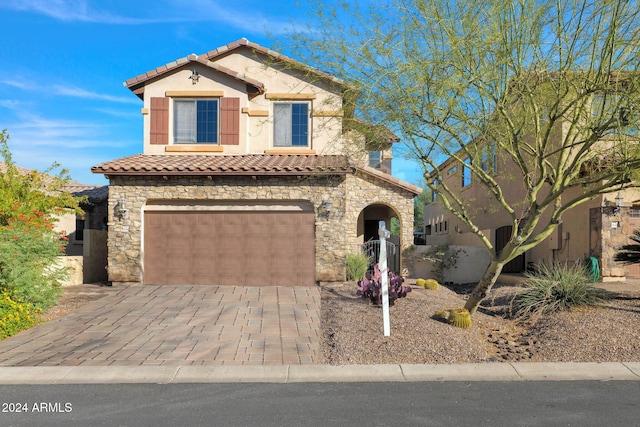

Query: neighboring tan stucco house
[423,95,640,282]
[91,38,420,287]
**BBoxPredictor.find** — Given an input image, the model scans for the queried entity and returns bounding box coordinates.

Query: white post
[379,220,391,336]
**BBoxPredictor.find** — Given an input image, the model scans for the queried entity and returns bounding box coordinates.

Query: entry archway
[356,203,402,273]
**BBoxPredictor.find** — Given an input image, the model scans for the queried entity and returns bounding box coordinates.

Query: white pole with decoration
[379,220,391,336]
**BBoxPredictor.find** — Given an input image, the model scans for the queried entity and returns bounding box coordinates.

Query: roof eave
[355,165,422,196]
[123,53,266,99]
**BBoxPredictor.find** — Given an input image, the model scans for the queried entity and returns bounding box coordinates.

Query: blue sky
[0,0,424,187]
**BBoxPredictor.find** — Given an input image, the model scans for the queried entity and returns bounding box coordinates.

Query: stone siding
[345,172,416,250]
[107,173,415,285]
[598,208,628,280]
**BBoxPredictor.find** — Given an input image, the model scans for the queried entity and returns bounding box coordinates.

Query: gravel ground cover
[319,280,640,365]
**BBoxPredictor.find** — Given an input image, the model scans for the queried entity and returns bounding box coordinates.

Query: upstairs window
[481,142,497,174]
[274,102,309,147]
[174,99,219,144]
[591,92,638,135]
[462,158,472,187]
[369,151,382,168]
[431,179,437,201]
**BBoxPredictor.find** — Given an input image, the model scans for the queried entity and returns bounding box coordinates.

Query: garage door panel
[144,210,315,286]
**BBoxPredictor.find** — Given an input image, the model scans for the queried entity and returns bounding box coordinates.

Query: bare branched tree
[286,0,640,314]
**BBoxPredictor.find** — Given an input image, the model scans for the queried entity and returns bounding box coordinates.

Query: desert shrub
[0,293,39,340]
[410,244,464,283]
[356,264,411,305]
[0,225,65,309]
[512,263,611,319]
[346,252,370,281]
[0,130,80,309]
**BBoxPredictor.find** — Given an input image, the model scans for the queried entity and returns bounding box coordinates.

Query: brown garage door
[144,210,315,286]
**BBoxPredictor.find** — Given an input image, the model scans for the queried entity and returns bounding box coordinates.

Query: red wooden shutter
[220,97,240,145]
[150,97,169,145]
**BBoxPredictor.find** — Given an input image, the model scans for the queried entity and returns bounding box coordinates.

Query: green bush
[0,293,39,340]
[346,252,370,281]
[512,263,611,319]
[0,226,65,309]
[0,130,80,309]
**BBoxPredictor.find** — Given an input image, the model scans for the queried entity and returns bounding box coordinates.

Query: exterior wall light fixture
[318,199,333,219]
[189,68,200,85]
[115,197,128,220]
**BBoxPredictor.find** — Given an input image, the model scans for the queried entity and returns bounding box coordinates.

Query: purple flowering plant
[356,264,411,305]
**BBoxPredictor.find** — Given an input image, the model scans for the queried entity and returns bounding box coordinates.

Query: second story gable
[124,38,351,157]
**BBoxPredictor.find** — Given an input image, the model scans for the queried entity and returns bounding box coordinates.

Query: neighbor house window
[462,158,472,187]
[369,151,382,168]
[481,142,497,174]
[174,99,219,144]
[431,179,437,202]
[274,102,309,147]
[591,92,638,135]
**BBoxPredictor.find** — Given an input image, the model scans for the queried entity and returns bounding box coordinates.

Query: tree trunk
[464,259,505,314]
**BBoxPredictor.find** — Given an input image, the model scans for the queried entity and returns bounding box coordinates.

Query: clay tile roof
[124,47,266,98]
[123,38,345,97]
[91,154,355,177]
[65,185,109,207]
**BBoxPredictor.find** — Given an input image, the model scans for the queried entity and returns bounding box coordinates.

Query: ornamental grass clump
[0,292,39,340]
[356,264,411,306]
[512,263,611,320]
[345,252,370,281]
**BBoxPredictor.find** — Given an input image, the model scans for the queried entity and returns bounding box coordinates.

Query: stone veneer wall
[344,171,416,255]
[106,173,416,285]
[598,208,628,280]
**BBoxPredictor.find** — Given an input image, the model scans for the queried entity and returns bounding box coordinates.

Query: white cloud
[173,0,302,35]
[0,0,303,34]
[0,80,31,90]
[1,78,138,105]
[0,0,157,24]
[4,116,136,184]
[52,85,139,105]
[0,99,23,110]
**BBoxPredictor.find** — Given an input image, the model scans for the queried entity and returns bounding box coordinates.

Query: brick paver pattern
[0,285,320,366]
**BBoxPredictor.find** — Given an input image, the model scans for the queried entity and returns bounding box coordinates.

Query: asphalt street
[1,381,639,426]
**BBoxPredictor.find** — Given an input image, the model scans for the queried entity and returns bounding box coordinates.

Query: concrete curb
[0,363,638,384]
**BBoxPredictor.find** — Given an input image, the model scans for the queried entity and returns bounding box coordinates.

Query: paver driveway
[0,285,320,366]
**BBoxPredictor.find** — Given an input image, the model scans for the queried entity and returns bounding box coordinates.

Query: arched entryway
[356,203,402,273]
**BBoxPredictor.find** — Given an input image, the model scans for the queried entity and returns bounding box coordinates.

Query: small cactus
[416,278,426,288]
[423,279,440,290]
[448,307,472,329]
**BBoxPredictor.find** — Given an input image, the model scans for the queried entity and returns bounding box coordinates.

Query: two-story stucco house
[91,39,420,287]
